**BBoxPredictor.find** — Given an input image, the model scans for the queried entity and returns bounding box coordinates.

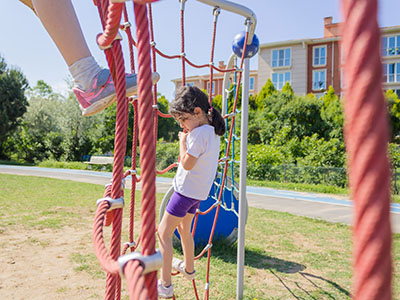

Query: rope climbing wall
[90,0,257,299]
[341,0,393,299]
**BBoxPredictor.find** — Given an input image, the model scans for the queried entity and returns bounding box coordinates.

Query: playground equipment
[90,0,393,299]
[159,174,245,248]
[91,0,257,299]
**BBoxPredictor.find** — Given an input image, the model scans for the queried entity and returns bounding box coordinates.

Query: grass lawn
[0,174,399,299]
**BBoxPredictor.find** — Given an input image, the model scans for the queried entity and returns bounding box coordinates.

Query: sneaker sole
[82,72,160,117]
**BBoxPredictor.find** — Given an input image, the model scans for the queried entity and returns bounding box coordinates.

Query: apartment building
[171,61,258,97]
[258,17,400,97]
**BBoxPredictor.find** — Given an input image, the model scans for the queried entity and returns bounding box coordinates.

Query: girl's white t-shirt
[173,124,220,200]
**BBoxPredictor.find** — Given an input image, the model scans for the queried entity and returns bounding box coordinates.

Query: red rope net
[341,0,393,299]
[91,0,252,299]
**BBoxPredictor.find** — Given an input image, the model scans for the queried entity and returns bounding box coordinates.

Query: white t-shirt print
[173,124,221,200]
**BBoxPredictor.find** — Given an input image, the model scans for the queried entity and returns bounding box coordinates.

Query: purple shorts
[166,191,201,218]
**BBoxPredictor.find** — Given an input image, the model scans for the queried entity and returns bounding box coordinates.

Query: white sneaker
[172,257,196,280]
[158,279,174,298]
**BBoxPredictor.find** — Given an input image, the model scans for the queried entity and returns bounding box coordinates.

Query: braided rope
[133,2,158,299]
[97,3,124,49]
[207,9,219,104]
[341,0,393,299]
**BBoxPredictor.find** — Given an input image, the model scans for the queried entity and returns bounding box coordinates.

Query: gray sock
[68,56,102,91]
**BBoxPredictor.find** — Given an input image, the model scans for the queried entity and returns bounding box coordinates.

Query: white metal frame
[195,1,256,299]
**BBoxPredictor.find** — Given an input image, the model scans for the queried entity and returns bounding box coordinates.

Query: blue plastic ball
[232,31,259,58]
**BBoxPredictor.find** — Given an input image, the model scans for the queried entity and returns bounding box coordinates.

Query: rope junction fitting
[118,250,163,276]
[96,196,125,210]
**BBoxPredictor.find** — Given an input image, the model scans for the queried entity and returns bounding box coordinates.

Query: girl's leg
[177,213,196,273]
[31,0,90,66]
[158,212,182,286]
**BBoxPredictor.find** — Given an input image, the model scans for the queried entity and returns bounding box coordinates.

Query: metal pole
[237,57,249,300]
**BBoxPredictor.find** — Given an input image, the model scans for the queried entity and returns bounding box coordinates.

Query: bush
[247,144,284,180]
[155,140,179,171]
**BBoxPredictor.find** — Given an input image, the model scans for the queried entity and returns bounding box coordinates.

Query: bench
[85,156,114,170]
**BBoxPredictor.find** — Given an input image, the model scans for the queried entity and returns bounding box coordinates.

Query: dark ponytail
[208,107,225,136]
[170,85,226,136]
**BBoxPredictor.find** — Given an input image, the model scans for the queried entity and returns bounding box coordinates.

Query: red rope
[97,3,124,49]
[133,2,158,299]
[148,3,161,150]
[122,5,136,73]
[207,10,219,104]
[129,100,139,248]
[124,260,149,299]
[341,0,393,299]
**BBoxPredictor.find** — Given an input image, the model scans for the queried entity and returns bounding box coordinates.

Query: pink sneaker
[73,69,160,116]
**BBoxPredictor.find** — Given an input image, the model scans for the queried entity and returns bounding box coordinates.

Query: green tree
[281,81,294,95]
[157,95,180,142]
[256,78,275,109]
[0,56,29,159]
[386,89,400,140]
[258,91,326,143]
[320,85,344,139]
[12,81,63,162]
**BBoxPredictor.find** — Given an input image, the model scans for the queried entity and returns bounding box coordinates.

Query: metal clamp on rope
[226,112,237,118]
[129,95,138,102]
[212,200,222,208]
[220,156,229,162]
[179,0,187,11]
[96,196,124,211]
[150,41,156,47]
[128,169,137,175]
[105,178,126,189]
[118,249,162,276]
[180,52,186,58]
[121,22,131,31]
[203,243,213,251]
[97,32,123,51]
[152,104,159,109]
[213,7,221,17]
[123,241,137,248]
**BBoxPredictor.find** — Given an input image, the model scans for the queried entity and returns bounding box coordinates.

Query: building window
[383,63,400,82]
[250,77,255,91]
[382,36,400,56]
[312,69,326,90]
[186,82,194,87]
[272,48,291,67]
[272,72,291,90]
[313,46,327,66]
[207,81,215,95]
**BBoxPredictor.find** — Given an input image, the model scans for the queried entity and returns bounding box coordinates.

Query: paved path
[1,165,399,233]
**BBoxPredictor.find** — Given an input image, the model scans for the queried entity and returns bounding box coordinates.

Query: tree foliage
[0,56,29,158]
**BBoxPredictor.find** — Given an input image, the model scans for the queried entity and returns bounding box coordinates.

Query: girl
[157,86,225,298]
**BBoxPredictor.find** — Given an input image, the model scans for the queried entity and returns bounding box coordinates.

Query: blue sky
[0,0,399,99]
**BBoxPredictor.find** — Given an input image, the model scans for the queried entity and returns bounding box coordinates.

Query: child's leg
[31,0,90,66]
[158,211,182,286]
[177,213,196,273]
